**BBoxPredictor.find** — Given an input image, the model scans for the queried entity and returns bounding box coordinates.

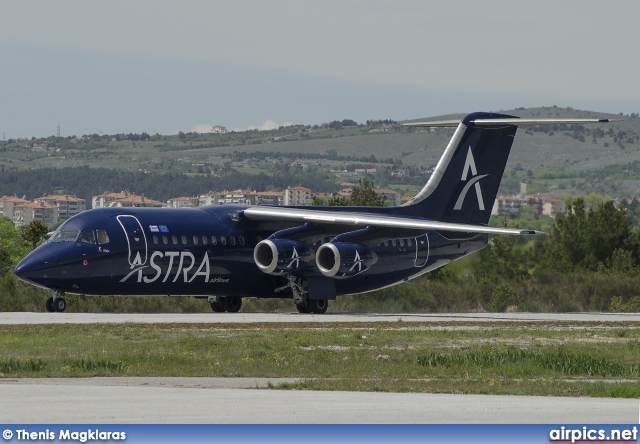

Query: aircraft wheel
[310,299,328,314]
[226,296,242,313]
[210,299,225,312]
[54,298,67,313]
[296,303,312,314]
[45,297,55,313]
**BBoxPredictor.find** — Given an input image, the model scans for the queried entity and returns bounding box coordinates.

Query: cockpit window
[96,229,109,244]
[51,230,80,243]
[78,229,96,244]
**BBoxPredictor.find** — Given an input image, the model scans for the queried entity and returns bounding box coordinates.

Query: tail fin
[399,112,517,225]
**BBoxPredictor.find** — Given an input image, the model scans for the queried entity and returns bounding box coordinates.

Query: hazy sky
[1,0,638,138]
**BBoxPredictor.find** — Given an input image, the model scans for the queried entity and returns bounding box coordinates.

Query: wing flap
[243,206,542,235]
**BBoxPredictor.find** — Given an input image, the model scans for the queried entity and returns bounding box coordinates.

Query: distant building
[34,194,86,219]
[391,169,411,178]
[13,202,58,227]
[109,195,164,208]
[0,196,30,219]
[92,191,130,209]
[223,190,256,205]
[542,199,566,217]
[492,196,524,217]
[285,186,312,206]
[211,125,227,134]
[199,191,226,206]
[167,196,199,208]
[354,168,377,176]
[337,188,352,199]
[255,191,284,206]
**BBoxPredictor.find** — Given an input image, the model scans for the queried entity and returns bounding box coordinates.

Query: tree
[310,179,386,207]
[349,179,386,207]
[22,220,50,250]
[543,198,634,272]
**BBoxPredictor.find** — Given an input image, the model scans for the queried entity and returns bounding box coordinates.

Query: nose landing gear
[45,291,67,313]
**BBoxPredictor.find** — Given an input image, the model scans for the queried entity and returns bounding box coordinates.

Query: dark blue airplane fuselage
[15,205,486,298]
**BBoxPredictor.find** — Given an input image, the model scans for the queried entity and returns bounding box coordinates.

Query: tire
[310,299,328,314]
[45,297,55,313]
[226,296,242,313]
[54,298,67,313]
[210,299,225,312]
[296,303,312,314]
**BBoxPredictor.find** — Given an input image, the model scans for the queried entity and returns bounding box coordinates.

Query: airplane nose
[15,255,42,282]
[14,248,56,286]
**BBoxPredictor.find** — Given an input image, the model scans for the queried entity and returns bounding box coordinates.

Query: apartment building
[13,202,58,227]
[92,192,130,209]
[284,186,312,206]
[167,196,199,208]
[109,194,164,208]
[34,194,87,219]
[492,196,525,217]
[0,196,30,219]
[255,191,284,206]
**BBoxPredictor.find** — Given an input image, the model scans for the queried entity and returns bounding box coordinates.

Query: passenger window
[153,235,159,245]
[399,239,404,246]
[384,241,388,247]
[391,239,396,246]
[162,235,168,245]
[78,229,96,244]
[202,236,208,245]
[172,235,178,245]
[211,236,218,245]
[239,236,245,246]
[96,229,110,244]
[230,236,236,246]
[193,235,199,245]
[221,236,227,246]
[407,239,412,246]
[181,235,187,245]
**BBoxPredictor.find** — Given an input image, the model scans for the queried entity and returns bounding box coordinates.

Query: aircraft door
[414,234,429,267]
[117,215,148,266]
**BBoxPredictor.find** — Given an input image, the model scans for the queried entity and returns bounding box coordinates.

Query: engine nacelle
[254,239,312,274]
[316,242,375,279]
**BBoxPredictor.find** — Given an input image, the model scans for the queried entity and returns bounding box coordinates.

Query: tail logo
[453,147,488,210]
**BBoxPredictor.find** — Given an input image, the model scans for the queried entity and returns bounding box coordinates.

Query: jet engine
[316,242,375,279]
[254,239,312,274]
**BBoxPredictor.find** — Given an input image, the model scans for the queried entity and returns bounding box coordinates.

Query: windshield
[51,230,80,243]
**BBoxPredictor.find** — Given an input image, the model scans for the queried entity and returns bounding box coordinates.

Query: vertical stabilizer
[399,112,517,225]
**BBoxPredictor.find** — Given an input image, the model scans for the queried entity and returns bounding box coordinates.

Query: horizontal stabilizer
[404,118,616,128]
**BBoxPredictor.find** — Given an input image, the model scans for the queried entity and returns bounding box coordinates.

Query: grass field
[1,321,639,398]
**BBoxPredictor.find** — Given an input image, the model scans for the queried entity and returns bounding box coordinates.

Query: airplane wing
[242,206,542,235]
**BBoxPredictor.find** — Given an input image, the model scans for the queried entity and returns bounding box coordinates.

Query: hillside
[1,106,640,201]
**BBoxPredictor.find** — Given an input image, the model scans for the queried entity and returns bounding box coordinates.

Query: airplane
[14,112,613,314]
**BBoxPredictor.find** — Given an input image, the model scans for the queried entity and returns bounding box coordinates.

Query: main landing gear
[296,298,328,314]
[45,292,67,313]
[289,276,329,314]
[208,296,242,313]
